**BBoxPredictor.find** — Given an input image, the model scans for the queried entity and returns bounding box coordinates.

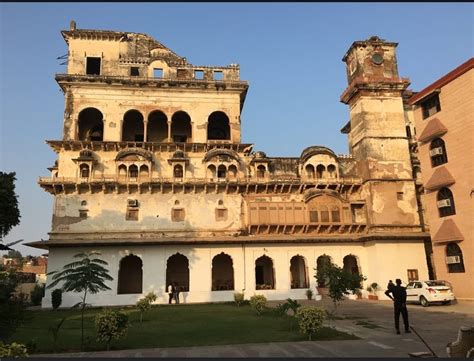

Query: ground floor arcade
[42,240,429,308]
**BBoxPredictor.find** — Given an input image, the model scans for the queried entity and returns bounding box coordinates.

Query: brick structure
[409,58,474,300]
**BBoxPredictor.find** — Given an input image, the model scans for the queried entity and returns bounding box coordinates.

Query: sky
[0,3,473,256]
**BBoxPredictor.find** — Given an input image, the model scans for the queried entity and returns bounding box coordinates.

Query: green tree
[46,251,113,350]
[315,262,365,312]
[136,292,157,323]
[0,172,21,243]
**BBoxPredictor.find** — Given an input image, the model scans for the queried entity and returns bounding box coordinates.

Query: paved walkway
[38,298,474,358]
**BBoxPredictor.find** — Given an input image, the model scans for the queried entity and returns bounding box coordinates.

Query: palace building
[30,22,431,307]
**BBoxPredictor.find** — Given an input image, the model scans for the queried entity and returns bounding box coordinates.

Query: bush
[295,306,326,340]
[285,298,301,316]
[95,309,129,351]
[274,302,290,316]
[305,289,313,300]
[51,289,62,310]
[249,295,267,315]
[233,292,245,306]
[136,292,157,322]
[30,284,45,306]
[0,341,28,358]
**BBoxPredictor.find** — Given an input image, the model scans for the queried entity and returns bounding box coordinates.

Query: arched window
[122,110,144,142]
[117,255,143,294]
[446,243,465,273]
[437,187,455,217]
[78,108,103,141]
[207,111,230,140]
[343,255,361,287]
[228,165,237,180]
[139,165,149,178]
[174,164,184,178]
[118,164,127,180]
[430,138,448,167]
[305,164,315,179]
[331,206,341,223]
[316,165,325,179]
[290,255,308,289]
[166,253,190,292]
[147,110,168,142]
[212,253,234,291]
[171,111,192,143]
[207,165,216,180]
[80,164,90,178]
[320,206,329,222]
[217,165,226,179]
[257,165,266,179]
[255,255,275,290]
[129,165,138,179]
[327,164,336,178]
[316,255,332,288]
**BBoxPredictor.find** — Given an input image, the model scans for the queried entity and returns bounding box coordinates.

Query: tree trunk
[81,289,88,351]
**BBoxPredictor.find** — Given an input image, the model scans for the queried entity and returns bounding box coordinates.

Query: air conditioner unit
[437,199,451,208]
[446,256,461,264]
[127,199,138,208]
[429,147,443,156]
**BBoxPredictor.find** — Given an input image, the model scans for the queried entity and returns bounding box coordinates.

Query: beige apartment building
[29,23,430,307]
[409,58,474,300]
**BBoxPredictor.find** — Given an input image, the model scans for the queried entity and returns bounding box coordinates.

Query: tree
[136,292,157,323]
[95,309,129,351]
[46,251,113,350]
[315,262,365,312]
[0,172,21,242]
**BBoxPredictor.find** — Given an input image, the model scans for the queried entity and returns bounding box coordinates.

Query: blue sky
[0,3,473,256]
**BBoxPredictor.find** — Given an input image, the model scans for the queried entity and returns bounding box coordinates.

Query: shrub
[295,306,326,340]
[274,302,290,316]
[233,292,245,306]
[0,341,28,358]
[51,289,62,310]
[30,284,45,306]
[305,289,313,300]
[95,309,129,351]
[286,298,301,315]
[136,292,156,322]
[249,295,267,315]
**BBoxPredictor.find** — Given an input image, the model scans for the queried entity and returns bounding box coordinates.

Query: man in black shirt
[385,278,411,334]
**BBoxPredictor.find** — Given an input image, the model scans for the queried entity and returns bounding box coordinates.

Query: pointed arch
[117,254,143,294]
[212,253,234,291]
[255,255,275,290]
[290,255,308,289]
[166,253,189,292]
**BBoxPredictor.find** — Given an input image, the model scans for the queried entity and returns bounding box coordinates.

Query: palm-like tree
[47,251,113,350]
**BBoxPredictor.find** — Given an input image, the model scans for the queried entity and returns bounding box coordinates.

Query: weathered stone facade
[31,24,430,307]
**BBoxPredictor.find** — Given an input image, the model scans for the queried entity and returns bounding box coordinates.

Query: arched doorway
[166,253,190,292]
[122,110,144,141]
[207,111,230,140]
[117,254,143,294]
[316,255,332,288]
[78,108,103,141]
[212,253,234,291]
[290,255,308,289]
[255,255,275,290]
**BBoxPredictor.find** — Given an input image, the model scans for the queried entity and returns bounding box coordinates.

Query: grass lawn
[11,303,358,354]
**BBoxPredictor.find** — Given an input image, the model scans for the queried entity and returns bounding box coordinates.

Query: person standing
[173,282,180,304]
[385,278,410,334]
[387,279,395,291]
[167,282,175,304]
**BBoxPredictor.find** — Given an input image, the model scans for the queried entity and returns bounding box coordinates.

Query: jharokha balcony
[38,174,363,195]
